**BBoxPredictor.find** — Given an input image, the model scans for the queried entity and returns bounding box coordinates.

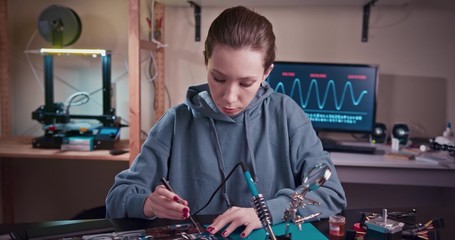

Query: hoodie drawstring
[244,113,259,183]
[208,113,259,206]
[209,118,232,207]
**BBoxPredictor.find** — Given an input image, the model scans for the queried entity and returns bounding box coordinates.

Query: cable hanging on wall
[188,0,201,42]
[362,0,378,42]
[146,0,172,112]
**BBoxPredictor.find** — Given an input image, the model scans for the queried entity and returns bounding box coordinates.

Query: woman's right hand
[143,184,190,220]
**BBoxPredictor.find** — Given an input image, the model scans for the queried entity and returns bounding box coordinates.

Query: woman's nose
[223,85,238,104]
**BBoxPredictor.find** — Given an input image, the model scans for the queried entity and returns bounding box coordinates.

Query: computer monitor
[267,61,378,134]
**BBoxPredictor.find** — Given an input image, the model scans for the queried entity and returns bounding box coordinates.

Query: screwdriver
[160,177,202,233]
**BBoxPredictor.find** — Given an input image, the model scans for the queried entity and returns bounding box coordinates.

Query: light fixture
[40,48,108,57]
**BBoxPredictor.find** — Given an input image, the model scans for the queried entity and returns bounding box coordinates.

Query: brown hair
[204,6,276,72]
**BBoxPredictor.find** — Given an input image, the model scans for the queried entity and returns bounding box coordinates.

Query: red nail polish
[241,233,246,238]
[173,196,179,202]
[183,207,189,213]
[206,227,213,233]
[222,230,227,237]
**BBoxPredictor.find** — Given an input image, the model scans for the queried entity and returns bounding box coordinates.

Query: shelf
[0,137,129,161]
[158,0,413,7]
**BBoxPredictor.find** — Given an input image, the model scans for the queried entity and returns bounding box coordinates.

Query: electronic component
[430,138,455,155]
[365,209,404,240]
[161,178,201,233]
[146,222,218,240]
[392,123,410,146]
[402,218,445,240]
[93,126,121,150]
[431,122,455,157]
[61,136,94,151]
[321,139,376,154]
[371,122,388,144]
[267,61,379,149]
[31,6,122,150]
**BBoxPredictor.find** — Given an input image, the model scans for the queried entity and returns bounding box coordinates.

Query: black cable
[430,139,455,154]
[193,162,243,217]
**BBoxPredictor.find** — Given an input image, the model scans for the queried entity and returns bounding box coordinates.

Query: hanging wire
[24,30,44,91]
[193,162,243,217]
[64,91,90,114]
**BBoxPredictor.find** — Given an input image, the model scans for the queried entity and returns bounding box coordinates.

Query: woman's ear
[263,64,274,81]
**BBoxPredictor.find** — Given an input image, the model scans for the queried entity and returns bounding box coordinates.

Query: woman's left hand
[205,206,262,238]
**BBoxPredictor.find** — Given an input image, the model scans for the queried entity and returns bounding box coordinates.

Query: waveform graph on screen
[273,78,369,111]
[268,62,378,133]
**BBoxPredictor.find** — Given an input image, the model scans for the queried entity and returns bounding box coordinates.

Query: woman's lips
[222,107,238,115]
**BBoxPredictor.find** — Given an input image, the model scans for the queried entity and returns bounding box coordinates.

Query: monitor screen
[267,61,378,134]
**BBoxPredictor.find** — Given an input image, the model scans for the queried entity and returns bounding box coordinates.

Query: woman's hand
[206,206,262,238]
[143,185,190,220]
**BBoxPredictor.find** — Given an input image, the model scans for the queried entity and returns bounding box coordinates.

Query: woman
[106,6,346,238]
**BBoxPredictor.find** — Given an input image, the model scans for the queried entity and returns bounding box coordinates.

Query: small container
[329,215,346,237]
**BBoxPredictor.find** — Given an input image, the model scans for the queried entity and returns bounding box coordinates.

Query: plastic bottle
[435,122,455,146]
[443,122,454,138]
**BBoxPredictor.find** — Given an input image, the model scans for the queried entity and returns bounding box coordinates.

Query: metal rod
[160,177,202,233]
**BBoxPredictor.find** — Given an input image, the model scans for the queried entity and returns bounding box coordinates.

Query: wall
[3,0,455,223]
[7,0,455,140]
[164,2,455,138]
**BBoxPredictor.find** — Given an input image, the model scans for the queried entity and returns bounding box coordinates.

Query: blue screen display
[99,127,119,135]
[267,61,378,133]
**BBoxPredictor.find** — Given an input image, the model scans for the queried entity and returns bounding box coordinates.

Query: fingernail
[182,213,188,218]
[183,207,189,213]
[241,233,246,238]
[173,196,179,202]
[222,230,228,237]
[206,227,213,233]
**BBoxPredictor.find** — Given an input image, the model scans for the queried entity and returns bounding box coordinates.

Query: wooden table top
[0,137,129,161]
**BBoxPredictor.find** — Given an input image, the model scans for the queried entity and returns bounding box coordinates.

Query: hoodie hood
[185,81,274,122]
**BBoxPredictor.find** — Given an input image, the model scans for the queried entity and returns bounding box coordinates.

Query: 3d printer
[31,5,122,150]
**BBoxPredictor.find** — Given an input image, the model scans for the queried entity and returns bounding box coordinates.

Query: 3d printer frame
[32,50,121,149]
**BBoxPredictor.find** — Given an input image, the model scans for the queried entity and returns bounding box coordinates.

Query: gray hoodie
[105,81,347,224]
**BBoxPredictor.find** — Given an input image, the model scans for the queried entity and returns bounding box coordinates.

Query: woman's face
[207,44,272,116]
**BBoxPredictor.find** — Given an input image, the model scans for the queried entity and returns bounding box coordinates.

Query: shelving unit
[0,0,10,138]
[1,0,164,166]
[0,0,13,224]
[128,0,166,164]
[0,0,165,223]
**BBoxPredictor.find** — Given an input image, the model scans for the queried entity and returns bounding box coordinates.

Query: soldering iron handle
[240,162,276,239]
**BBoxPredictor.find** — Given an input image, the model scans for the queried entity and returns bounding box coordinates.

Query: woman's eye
[240,82,254,87]
[213,77,224,83]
